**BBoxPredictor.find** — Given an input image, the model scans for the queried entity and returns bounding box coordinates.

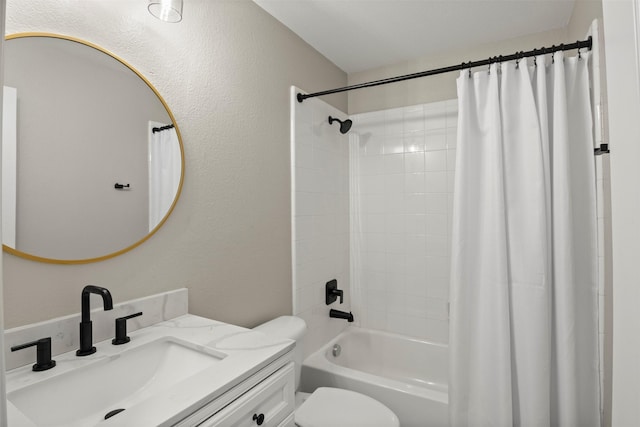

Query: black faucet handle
[11,337,56,371]
[112,312,143,345]
[325,279,344,305]
[333,289,344,304]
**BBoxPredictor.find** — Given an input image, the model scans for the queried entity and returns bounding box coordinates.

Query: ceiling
[252,0,576,73]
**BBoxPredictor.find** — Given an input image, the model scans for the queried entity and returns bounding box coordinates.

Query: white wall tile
[404,214,427,235]
[405,133,426,153]
[385,233,405,254]
[405,152,425,173]
[384,194,405,215]
[425,106,447,130]
[425,214,448,236]
[385,108,404,136]
[425,193,447,214]
[363,134,385,156]
[425,130,447,151]
[406,273,429,298]
[406,234,428,256]
[405,173,427,193]
[425,150,448,171]
[385,214,406,234]
[405,193,427,214]
[384,174,405,195]
[425,171,447,193]
[447,149,457,170]
[405,118,425,135]
[446,130,458,149]
[426,235,448,256]
[351,100,458,342]
[384,135,405,155]
[384,153,405,174]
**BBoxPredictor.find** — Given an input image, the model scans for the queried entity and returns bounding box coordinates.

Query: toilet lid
[295,387,399,427]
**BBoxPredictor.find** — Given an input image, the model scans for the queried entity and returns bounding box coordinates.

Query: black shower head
[328,116,352,134]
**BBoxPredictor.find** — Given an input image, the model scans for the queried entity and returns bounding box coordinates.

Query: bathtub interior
[326,328,448,392]
[300,327,450,427]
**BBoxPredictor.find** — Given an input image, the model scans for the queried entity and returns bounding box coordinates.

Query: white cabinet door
[198,363,295,427]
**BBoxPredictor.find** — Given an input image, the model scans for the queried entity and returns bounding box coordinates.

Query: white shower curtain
[449,52,600,426]
[148,122,181,231]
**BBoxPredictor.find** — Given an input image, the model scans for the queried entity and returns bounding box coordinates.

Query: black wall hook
[114,183,130,190]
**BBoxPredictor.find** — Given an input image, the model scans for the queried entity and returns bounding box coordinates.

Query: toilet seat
[294,387,399,427]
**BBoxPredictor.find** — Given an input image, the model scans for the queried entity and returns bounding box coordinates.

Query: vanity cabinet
[175,359,295,427]
[198,362,295,427]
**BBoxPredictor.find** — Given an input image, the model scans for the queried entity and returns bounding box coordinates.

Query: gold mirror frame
[2,33,185,264]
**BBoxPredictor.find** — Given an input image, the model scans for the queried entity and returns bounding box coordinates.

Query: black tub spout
[330,309,354,322]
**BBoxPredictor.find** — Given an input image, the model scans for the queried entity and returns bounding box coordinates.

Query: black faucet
[76,285,113,356]
[329,309,354,322]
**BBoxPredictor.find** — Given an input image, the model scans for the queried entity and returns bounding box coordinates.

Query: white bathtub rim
[302,326,449,404]
[341,326,448,348]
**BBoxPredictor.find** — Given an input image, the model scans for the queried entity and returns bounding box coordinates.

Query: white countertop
[5,314,295,426]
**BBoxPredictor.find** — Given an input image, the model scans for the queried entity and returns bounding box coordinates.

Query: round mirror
[2,33,184,264]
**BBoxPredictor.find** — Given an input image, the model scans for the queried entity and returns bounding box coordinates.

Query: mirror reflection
[2,34,184,263]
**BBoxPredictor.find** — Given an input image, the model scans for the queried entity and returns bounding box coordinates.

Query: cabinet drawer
[198,362,295,427]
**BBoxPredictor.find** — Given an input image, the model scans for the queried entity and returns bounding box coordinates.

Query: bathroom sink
[8,337,227,427]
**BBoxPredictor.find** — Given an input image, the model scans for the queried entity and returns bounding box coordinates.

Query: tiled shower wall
[291,87,351,358]
[350,100,458,343]
[292,91,610,375]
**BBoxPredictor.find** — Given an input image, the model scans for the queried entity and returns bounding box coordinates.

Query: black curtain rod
[152,124,175,133]
[297,37,592,103]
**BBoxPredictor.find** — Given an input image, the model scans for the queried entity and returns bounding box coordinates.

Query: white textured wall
[2,0,347,328]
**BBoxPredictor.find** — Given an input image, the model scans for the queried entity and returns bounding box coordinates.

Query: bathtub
[300,327,448,427]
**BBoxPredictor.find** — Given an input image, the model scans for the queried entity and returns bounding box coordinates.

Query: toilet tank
[254,316,306,389]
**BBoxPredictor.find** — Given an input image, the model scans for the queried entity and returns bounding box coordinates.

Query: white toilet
[254,316,400,427]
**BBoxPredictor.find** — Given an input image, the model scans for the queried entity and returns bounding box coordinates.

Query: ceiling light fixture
[148,0,183,23]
